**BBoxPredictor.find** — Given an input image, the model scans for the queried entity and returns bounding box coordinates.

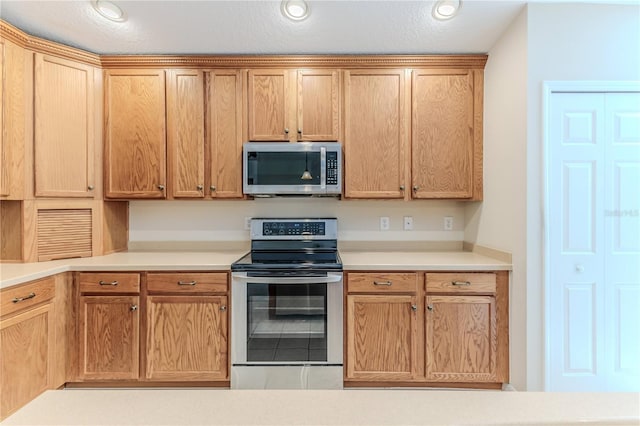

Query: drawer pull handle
[12,292,36,303]
[452,281,471,286]
[178,281,197,286]
[99,280,119,286]
[373,281,392,286]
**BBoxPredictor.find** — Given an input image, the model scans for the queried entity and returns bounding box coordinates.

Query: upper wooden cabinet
[34,54,97,198]
[343,69,409,199]
[166,69,205,198]
[248,69,340,142]
[412,70,482,199]
[104,69,166,199]
[207,70,244,198]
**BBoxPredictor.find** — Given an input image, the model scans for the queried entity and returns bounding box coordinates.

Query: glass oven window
[246,152,321,185]
[246,283,327,362]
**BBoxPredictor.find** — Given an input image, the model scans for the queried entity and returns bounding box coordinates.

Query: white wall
[129,199,466,244]
[468,2,640,391]
[465,5,528,391]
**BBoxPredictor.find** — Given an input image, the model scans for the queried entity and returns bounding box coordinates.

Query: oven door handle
[232,273,342,284]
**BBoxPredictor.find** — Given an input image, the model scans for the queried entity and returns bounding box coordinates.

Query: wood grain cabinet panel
[347,272,418,294]
[0,304,53,420]
[167,69,205,198]
[145,295,228,381]
[411,70,478,199]
[104,69,166,199]
[344,69,408,198]
[78,272,141,294]
[248,69,289,141]
[346,294,421,381]
[425,294,497,383]
[146,272,228,294]
[0,276,55,318]
[207,70,244,198]
[34,54,96,198]
[78,295,140,380]
[297,69,340,141]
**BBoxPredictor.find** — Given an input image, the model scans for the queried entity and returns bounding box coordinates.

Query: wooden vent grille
[37,209,92,261]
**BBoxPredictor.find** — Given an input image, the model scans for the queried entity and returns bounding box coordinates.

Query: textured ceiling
[0,0,529,55]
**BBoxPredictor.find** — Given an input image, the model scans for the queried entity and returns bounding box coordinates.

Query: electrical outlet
[403,216,413,230]
[444,216,453,231]
[244,217,252,230]
[380,216,390,231]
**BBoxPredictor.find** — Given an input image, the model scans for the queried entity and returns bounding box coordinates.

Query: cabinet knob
[411,304,417,312]
[413,186,419,192]
[130,305,138,312]
[158,185,165,191]
[196,184,204,191]
[87,185,95,190]
[284,128,290,134]
[220,306,227,312]
[427,304,434,312]
[210,185,216,192]
[400,185,405,191]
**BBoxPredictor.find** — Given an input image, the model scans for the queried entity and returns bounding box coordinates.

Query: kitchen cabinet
[0,276,56,420]
[145,272,229,381]
[166,69,205,198]
[345,272,422,382]
[0,38,28,200]
[207,70,244,198]
[104,69,166,199]
[33,54,98,198]
[343,69,409,199]
[77,273,141,381]
[425,272,508,384]
[411,70,483,199]
[247,69,340,142]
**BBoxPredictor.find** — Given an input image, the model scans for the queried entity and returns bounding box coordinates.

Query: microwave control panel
[326,152,339,185]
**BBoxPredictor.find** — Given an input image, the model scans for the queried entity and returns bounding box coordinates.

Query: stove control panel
[263,221,325,236]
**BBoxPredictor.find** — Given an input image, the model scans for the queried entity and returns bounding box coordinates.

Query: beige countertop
[2,389,638,425]
[1,249,511,289]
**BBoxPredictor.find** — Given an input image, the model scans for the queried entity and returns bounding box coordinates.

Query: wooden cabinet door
[425,295,497,382]
[412,70,474,199]
[344,70,408,198]
[0,304,53,420]
[34,54,96,198]
[297,69,340,141]
[248,69,289,141]
[167,69,205,198]
[0,40,5,198]
[104,69,166,198]
[145,295,228,381]
[79,295,140,380]
[207,70,243,198]
[346,294,420,381]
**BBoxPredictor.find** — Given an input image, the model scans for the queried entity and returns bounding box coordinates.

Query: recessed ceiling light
[432,0,461,21]
[92,0,127,23]
[281,0,310,21]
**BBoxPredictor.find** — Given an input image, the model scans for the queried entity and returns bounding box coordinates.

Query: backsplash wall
[129,199,466,244]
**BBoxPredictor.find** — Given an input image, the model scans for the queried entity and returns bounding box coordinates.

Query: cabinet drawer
[0,277,56,318]
[78,273,140,294]
[347,273,418,293]
[147,273,228,294]
[426,273,496,294]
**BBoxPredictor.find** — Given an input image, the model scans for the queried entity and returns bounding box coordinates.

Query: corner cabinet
[104,69,166,199]
[344,270,508,389]
[248,69,340,142]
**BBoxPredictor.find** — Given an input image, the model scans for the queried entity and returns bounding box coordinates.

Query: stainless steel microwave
[243,142,342,197]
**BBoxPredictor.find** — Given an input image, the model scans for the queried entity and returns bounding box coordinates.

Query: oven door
[231,272,343,366]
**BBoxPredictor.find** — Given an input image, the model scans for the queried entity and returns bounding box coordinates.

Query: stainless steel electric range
[230,218,343,389]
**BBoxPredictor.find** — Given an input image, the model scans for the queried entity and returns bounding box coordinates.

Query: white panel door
[548,92,640,391]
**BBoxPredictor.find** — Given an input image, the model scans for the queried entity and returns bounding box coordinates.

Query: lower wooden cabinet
[346,294,421,381]
[145,295,228,381]
[345,271,509,388]
[78,295,140,380]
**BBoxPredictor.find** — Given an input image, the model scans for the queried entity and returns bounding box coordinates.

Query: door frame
[542,80,640,390]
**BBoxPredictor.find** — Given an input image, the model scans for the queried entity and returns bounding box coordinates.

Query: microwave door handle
[232,273,342,285]
[320,147,326,190]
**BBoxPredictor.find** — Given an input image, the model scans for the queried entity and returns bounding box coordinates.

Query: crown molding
[2,19,487,70]
[1,20,101,67]
[99,54,488,69]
